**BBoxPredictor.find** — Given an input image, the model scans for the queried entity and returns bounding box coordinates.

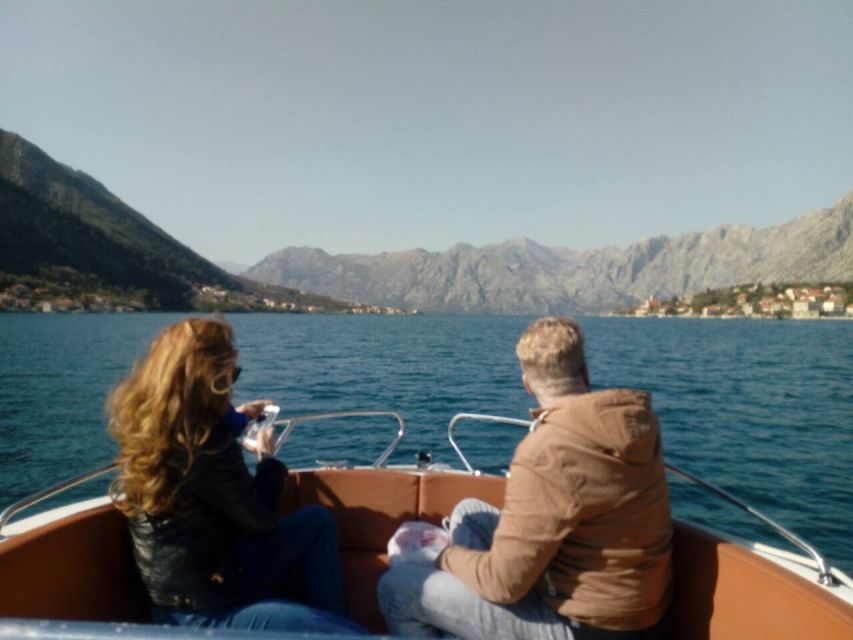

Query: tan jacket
[439,389,673,631]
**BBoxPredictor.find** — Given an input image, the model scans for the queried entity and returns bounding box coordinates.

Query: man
[378,317,672,639]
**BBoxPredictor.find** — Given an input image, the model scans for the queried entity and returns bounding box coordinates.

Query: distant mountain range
[246,192,853,314]
[4,128,849,315]
[0,129,349,311]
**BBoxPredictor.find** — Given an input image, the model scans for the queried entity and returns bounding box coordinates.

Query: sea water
[0,313,850,575]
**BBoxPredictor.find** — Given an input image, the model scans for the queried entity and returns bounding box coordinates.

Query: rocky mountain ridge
[246,192,853,314]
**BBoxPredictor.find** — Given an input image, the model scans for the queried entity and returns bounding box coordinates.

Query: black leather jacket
[127,423,286,612]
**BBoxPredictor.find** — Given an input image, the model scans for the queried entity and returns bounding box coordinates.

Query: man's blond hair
[515,317,587,398]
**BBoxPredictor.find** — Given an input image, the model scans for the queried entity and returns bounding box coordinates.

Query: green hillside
[0,129,353,313]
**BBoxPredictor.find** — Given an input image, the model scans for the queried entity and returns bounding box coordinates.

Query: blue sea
[0,314,850,575]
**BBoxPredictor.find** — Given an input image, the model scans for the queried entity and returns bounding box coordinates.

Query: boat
[1,410,851,639]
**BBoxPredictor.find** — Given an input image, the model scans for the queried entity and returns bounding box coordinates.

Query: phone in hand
[241,404,280,453]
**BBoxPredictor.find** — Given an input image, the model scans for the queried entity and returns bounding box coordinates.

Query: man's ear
[522,373,534,396]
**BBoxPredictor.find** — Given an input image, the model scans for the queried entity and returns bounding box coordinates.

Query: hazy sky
[1,1,852,264]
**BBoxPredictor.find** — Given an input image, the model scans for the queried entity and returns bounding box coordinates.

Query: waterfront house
[634,296,662,317]
[824,286,846,296]
[792,299,820,319]
[823,295,847,316]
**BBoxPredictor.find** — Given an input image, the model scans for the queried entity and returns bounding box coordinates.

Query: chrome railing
[271,410,406,468]
[663,464,838,586]
[446,412,839,587]
[448,413,533,474]
[0,463,118,538]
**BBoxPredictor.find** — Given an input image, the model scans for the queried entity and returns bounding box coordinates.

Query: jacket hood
[541,389,660,464]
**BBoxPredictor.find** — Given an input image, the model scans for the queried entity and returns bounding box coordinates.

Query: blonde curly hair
[108,317,238,516]
[515,316,587,398]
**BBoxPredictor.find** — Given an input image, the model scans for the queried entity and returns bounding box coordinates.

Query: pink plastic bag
[387,521,450,566]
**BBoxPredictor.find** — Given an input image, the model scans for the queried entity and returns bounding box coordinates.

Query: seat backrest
[290,469,421,632]
[289,469,507,633]
[3,471,851,640]
[293,471,853,639]
[667,521,853,640]
[0,504,149,622]
[295,469,420,550]
[418,472,506,524]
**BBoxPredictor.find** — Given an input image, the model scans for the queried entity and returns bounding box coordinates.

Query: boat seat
[292,470,853,638]
[1,469,851,638]
[0,503,149,623]
[287,470,507,632]
[291,469,420,632]
[667,521,853,640]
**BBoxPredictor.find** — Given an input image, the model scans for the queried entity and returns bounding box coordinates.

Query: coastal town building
[792,300,820,319]
[822,296,847,316]
[634,296,662,317]
[1,281,413,315]
[624,283,852,321]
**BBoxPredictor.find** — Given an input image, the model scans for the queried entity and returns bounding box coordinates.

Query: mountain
[245,192,853,314]
[0,129,350,312]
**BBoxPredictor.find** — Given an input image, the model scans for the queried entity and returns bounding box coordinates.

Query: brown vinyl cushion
[341,551,390,634]
[0,504,149,622]
[418,472,507,525]
[2,469,852,640]
[296,469,419,550]
[668,521,853,640]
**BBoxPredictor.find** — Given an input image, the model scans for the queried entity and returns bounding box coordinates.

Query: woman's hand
[255,425,277,460]
[236,400,277,458]
[235,399,273,420]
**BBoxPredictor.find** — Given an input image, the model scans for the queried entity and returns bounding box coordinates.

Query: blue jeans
[151,599,366,634]
[240,504,348,617]
[153,505,366,635]
[378,500,665,640]
[378,498,576,640]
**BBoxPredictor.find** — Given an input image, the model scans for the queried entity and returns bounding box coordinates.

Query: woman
[108,317,365,634]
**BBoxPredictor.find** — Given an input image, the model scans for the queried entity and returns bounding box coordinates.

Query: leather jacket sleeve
[185,427,286,540]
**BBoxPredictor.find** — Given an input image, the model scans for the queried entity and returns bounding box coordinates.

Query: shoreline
[606,313,853,321]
